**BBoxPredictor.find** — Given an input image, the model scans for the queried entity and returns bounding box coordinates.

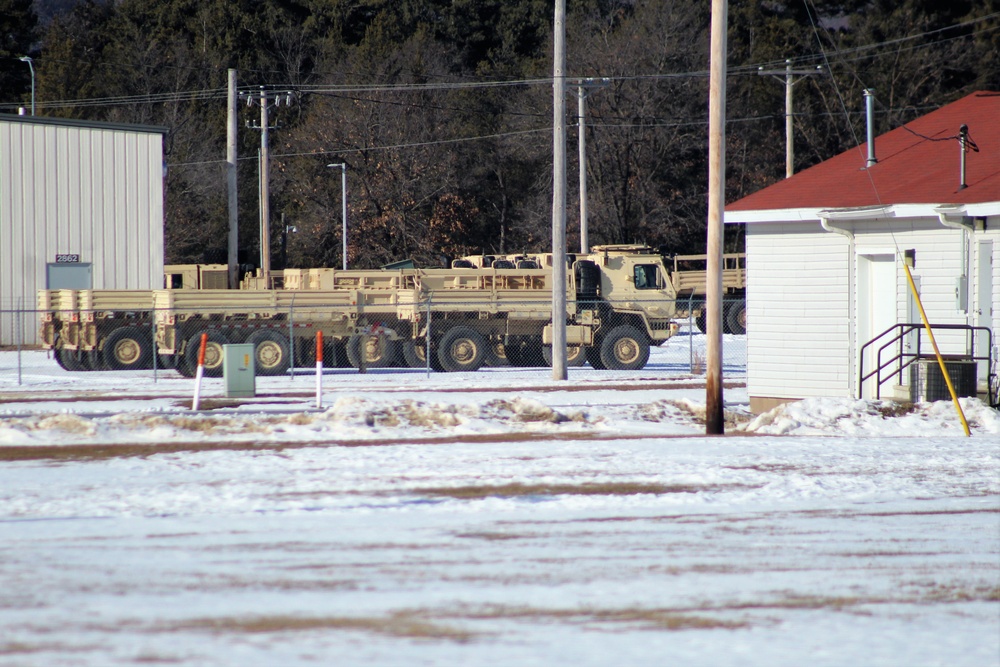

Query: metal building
[0,114,167,345]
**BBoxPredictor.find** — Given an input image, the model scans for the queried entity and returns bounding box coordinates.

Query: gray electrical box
[223,344,256,398]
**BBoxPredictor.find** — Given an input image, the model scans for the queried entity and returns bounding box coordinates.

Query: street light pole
[19,57,35,116]
[326,163,348,270]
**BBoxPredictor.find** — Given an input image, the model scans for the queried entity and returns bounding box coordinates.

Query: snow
[0,340,997,667]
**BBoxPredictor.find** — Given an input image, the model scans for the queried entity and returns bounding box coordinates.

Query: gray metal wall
[0,115,166,345]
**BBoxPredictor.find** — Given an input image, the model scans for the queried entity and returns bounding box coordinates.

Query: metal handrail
[859,323,995,404]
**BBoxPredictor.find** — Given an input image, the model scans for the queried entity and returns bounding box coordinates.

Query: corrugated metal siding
[746,223,851,401]
[0,118,164,345]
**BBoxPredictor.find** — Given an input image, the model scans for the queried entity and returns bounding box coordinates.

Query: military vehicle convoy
[37,247,746,375]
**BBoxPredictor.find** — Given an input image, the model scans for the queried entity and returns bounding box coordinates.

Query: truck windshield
[633,264,659,290]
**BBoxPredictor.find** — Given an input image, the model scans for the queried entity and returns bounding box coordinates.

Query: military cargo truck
[149,245,683,376]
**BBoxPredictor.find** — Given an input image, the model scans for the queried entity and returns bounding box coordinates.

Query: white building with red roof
[725,91,999,412]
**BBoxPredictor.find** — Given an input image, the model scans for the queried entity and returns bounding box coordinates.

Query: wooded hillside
[3,0,998,268]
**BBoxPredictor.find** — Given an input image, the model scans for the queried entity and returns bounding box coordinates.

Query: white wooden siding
[747,216,998,404]
[857,220,976,357]
[0,117,164,345]
[746,222,851,400]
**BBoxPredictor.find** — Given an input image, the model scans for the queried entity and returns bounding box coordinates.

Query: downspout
[820,216,857,396]
[937,209,972,319]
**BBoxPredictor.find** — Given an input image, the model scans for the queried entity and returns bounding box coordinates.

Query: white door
[977,241,994,389]
[858,254,897,398]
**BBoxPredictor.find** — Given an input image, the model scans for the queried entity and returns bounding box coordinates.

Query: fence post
[150,301,158,383]
[687,294,695,373]
[288,297,296,379]
[16,299,23,386]
[425,295,432,378]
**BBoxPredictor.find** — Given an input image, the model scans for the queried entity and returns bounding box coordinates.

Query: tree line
[3,0,998,269]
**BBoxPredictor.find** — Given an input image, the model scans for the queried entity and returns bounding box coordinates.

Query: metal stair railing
[858,323,996,405]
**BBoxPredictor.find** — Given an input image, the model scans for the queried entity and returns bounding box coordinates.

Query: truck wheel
[437,326,486,372]
[542,345,587,367]
[483,339,508,367]
[175,355,196,378]
[53,346,70,371]
[85,349,109,371]
[402,339,432,369]
[103,327,153,371]
[247,330,290,376]
[56,347,85,372]
[726,300,747,335]
[599,325,650,370]
[346,333,397,369]
[185,331,229,377]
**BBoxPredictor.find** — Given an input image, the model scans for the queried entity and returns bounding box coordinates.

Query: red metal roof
[727,91,1000,212]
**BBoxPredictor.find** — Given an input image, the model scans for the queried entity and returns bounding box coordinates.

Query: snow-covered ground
[0,340,997,667]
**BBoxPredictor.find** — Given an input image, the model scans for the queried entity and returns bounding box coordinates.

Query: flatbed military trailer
[37,264,229,371]
[151,245,684,376]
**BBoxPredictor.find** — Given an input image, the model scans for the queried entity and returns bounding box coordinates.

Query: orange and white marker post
[315,331,324,409]
[192,332,208,410]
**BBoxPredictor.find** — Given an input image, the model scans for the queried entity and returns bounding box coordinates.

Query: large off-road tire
[56,347,86,372]
[483,339,509,367]
[84,349,108,371]
[542,344,587,367]
[346,332,398,369]
[726,300,747,335]
[103,326,153,371]
[185,331,229,377]
[598,324,650,371]
[53,347,70,371]
[247,330,290,376]
[402,339,432,369]
[437,326,486,372]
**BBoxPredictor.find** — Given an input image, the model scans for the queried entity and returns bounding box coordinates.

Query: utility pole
[567,78,610,254]
[242,87,295,287]
[705,0,727,435]
[226,70,239,288]
[758,60,823,178]
[551,0,568,381]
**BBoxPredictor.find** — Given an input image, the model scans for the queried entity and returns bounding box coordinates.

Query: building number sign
[55,254,81,263]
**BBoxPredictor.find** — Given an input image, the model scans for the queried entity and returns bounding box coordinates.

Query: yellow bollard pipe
[902,262,971,436]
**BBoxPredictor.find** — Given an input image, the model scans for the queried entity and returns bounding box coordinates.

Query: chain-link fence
[1,298,747,389]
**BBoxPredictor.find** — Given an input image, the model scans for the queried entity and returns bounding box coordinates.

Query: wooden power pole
[705,0,727,435]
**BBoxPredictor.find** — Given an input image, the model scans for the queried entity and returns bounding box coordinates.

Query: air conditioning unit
[910,356,977,402]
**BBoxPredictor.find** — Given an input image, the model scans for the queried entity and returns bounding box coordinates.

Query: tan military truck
[148,245,687,376]
[459,248,747,334]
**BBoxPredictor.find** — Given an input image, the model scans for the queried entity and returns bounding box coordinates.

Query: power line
[166,126,551,168]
